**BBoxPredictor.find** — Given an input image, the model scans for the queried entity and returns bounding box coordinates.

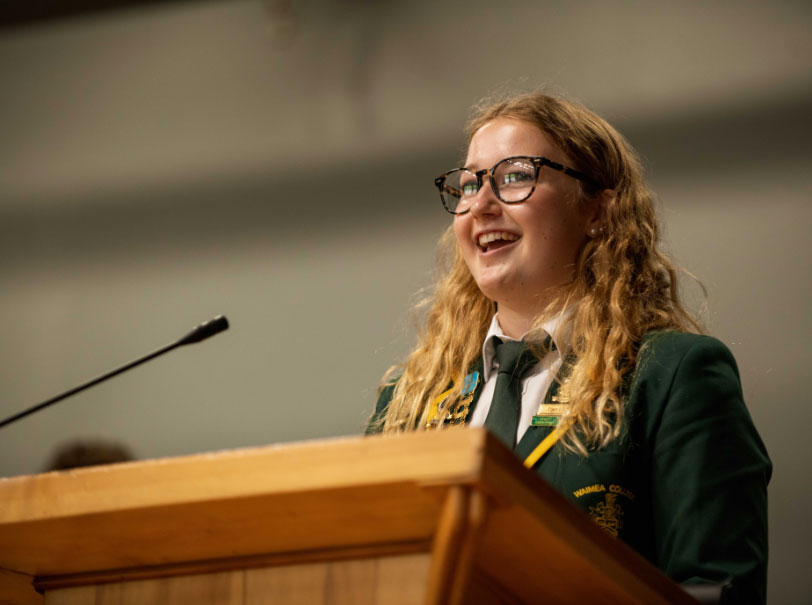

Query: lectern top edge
[0,428,488,526]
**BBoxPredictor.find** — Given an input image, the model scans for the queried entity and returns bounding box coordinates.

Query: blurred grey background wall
[0,0,809,601]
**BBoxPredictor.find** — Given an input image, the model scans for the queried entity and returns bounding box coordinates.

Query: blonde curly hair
[375,92,702,453]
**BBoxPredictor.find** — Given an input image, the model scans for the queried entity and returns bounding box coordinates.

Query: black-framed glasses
[434,155,596,215]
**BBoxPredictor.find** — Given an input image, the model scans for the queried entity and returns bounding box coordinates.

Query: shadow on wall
[2,85,811,275]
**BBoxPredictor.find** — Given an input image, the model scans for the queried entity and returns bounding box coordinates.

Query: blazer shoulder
[628,330,746,429]
[640,330,733,355]
[637,330,738,380]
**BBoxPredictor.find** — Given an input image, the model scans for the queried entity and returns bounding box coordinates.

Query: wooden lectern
[0,428,696,604]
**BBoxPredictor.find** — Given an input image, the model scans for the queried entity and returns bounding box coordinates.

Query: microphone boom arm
[0,315,229,430]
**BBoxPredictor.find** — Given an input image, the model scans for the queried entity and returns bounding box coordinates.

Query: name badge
[532,403,568,427]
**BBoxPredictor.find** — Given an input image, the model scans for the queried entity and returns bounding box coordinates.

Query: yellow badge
[536,403,567,416]
[425,372,480,428]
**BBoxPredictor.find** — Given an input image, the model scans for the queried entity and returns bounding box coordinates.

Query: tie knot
[494,339,538,379]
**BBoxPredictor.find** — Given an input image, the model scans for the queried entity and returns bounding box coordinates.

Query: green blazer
[368,331,771,604]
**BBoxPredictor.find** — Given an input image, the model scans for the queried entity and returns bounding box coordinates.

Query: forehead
[465,118,562,169]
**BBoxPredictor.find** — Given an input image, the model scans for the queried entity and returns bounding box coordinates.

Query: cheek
[527,196,585,244]
[453,217,471,251]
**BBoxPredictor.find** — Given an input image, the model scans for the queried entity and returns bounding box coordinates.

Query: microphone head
[177,315,230,346]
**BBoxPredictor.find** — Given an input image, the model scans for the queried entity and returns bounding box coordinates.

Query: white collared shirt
[468,313,569,444]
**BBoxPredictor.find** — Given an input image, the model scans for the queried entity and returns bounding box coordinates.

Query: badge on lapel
[425,371,480,428]
[532,403,568,427]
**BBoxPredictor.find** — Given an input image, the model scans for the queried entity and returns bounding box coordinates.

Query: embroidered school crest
[588,493,624,536]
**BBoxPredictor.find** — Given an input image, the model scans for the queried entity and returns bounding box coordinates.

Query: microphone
[175,315,230,345]
[0,315,230,430]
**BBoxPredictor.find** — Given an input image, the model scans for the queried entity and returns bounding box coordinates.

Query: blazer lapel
[462,357,486,419]
[515,353,574,460]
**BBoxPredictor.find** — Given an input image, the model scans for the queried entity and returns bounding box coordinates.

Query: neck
[496,305,538,339]
[496,288,573,339]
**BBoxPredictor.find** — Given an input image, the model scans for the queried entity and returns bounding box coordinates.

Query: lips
[477,230,520,252]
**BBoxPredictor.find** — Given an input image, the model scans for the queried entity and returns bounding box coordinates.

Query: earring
[588,225,604,238]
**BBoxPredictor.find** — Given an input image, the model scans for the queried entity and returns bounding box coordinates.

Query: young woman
[368,93,770,603]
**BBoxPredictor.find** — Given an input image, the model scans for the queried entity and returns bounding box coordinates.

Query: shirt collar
[481,310,573,382]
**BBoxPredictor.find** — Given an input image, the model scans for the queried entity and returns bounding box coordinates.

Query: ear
[585,189,614,238]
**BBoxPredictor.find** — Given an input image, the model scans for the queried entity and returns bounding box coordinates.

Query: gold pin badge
[537,403,567,416]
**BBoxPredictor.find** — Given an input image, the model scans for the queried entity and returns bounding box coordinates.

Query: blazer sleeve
[635,333,771,604]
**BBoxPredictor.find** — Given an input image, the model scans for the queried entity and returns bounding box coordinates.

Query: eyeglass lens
[442,157,537,213]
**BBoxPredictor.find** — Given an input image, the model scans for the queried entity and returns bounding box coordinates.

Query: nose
[468,180,502,218]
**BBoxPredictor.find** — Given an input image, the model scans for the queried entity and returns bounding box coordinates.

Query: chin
[473,275,518,303]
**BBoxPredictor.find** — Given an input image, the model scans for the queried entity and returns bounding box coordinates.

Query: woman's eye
[503,170,534,184]
[461,181,479,197]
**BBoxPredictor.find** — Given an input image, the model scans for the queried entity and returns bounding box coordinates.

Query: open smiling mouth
[477,231,520,253]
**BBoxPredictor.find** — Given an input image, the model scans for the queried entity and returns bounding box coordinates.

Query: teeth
[478,231,519,247]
